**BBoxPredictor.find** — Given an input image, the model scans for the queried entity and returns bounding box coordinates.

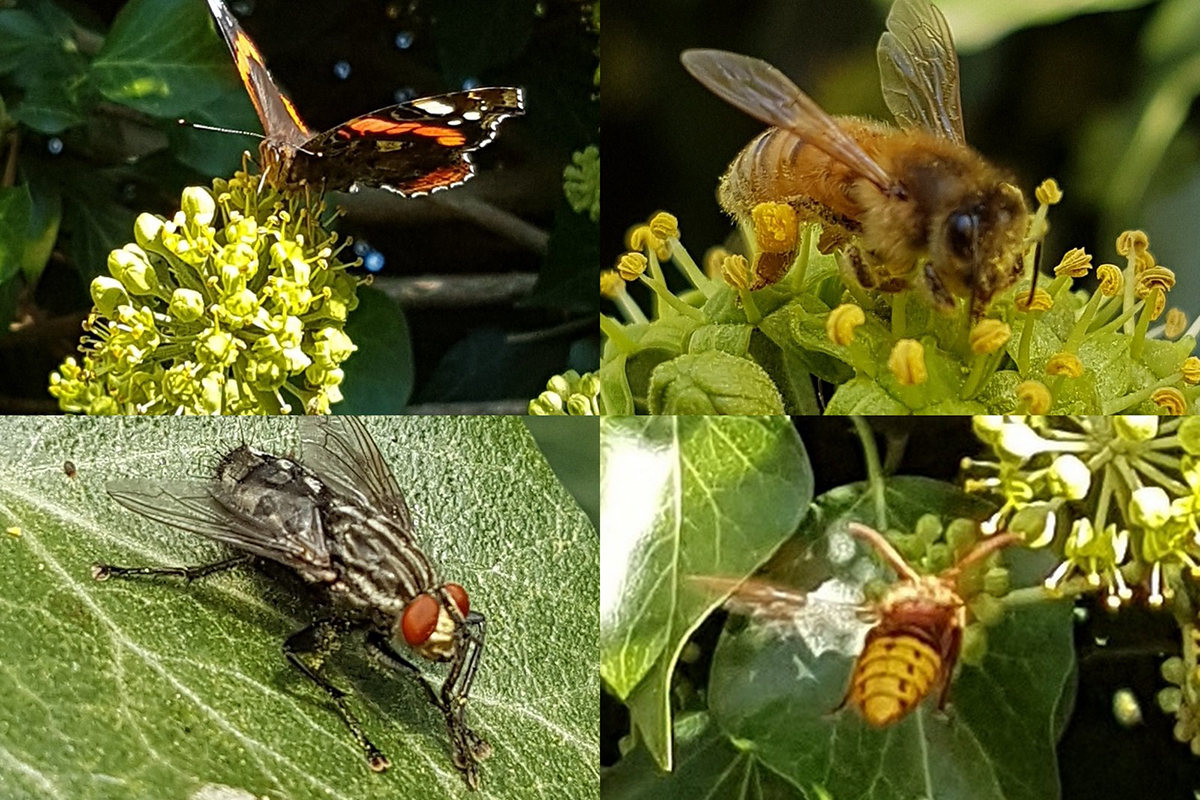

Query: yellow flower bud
[1096,264,1123,297]
[1016,287,1053,311]
[1015,380,1051,413]
[825,303,865,346]
[721,254,751,290]
[1135,250,1156,272]
[751,202,798,254]
[1116,230,1149,256]
[1165,308,1188,339]
[888,339,927,386]
[703,247,731,280]
[1035,178,1062,206]
[600,269,626,298]
[1182,356,1200,385]
[1152,387,1188,415]
[616,252,648,281]
[627,225,670,261]
[1136,266,1176,297]
[1053,247,1092,278]
[649,211,679,240]
[1046,352,1084,378]
[969,319,1011,354]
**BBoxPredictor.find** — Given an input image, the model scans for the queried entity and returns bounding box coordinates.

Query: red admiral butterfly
[205,0,524,196]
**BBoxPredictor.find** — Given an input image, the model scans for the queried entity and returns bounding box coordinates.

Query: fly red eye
[401,593,439,646]
[445,583,469,616]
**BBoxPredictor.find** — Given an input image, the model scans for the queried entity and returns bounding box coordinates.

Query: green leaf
[10,80,86,133]
[92,0,232,117]
[648,351,785,415]
[59,170,137,279]
[0,417,597,800]
[169,87,262,177]
[824,376,910,415]
[600,416,812,769]
[602,713,804,800]
[0,10,50,74]
[524,197,599,312]
[0,184,32,284]
[19,175,62,283]
[523,416,600,531]
[708,479,1074,800]
[336,287,415,414]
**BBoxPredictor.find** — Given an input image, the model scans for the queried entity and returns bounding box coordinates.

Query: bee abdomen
[849,632,942,727]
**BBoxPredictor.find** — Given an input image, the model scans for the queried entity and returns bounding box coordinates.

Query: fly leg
[91,553,253,582]
[366,616,491,791]
[284,619,390,773]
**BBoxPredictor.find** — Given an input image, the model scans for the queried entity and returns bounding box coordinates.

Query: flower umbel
[598,183,1199,415]
[49,170,362,414]
[966,416,1200,610]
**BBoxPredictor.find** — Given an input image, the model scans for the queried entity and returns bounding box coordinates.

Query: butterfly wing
[294,87,525,195]
[205,0,312,147]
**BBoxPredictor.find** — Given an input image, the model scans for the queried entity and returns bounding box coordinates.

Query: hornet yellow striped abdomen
[849,625,946,727]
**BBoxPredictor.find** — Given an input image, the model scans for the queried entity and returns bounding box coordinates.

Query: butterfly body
[206,0,524,196]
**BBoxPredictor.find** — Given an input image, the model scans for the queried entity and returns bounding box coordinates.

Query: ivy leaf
[602,713,804,800]
[0,417,597,800]
[92,0,232,118]
[600,416,812,770]
[708,478,1075,800]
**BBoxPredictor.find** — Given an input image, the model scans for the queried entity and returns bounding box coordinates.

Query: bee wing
[298,418,414,531]
[106,480,336,577]
[876,0,966,143]
[682,49,893,190]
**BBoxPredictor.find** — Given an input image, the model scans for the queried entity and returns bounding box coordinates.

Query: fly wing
[106,479,337,579]
[876,0,965,143]
[682,48,893,190]
[205,0,311,146]
[298,418,415,533]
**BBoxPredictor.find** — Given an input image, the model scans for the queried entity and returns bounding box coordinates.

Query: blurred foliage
[0,0,597,413]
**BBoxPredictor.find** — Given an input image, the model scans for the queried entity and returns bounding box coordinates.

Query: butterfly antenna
[177,119,264,139]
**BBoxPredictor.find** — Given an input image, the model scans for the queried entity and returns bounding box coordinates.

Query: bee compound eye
[444,582,470,616]
[948,211,978,259]
[401,593,440,646]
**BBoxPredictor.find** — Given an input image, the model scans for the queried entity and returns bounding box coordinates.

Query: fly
[92,417,491,789]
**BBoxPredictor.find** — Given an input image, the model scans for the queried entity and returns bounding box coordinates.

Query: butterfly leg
[284,619,390,772]
[91,553,253,583]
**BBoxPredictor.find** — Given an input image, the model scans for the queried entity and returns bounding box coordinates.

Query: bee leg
[921,262,957,313]
[91,553,253,583]
[284,619,391,773]
[837,246,877,290]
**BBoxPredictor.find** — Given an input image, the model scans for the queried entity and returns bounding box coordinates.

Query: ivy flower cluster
[528,370,599,415]
[965,415,1200,610]
[564,145,600,223]
[49,170,362,415]
[874,514,1012,667]
[599,181,1200,415]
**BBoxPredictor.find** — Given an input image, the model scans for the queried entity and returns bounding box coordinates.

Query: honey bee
[695,522,1019,726]
[682,0,1029,316]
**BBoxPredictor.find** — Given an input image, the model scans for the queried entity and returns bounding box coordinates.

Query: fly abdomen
[848,630,942,727]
